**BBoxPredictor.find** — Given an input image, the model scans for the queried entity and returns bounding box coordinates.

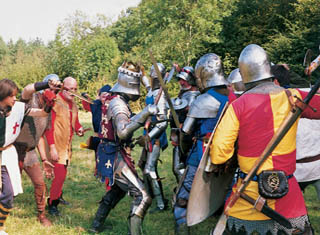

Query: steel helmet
[238,44,273,84]
[195,53,228,89]
[111,61,142,96]
[176,66,196,86]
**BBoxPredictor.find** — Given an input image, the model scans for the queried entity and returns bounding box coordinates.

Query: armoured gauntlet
[119,104,159,140]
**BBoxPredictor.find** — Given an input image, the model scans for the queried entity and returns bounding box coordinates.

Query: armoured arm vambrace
[180,116,195,155]
[147,114,168,140]
[108,97,157,140]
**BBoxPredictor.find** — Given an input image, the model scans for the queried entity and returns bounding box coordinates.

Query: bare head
[62,77,78,101]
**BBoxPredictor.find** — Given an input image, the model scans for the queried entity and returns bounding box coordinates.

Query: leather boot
[90,185,126,233]
[24,163,51,224]
[90,201,112,233]
[59,192,70,206]
[38,211,52,227]
[47,198,60,216]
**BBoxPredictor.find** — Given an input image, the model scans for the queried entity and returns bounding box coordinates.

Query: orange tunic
[210,83,320,220]
[45,93,82,165]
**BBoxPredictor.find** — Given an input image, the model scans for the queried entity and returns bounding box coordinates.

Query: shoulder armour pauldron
[187,93,220,118]
[107,97,131,120]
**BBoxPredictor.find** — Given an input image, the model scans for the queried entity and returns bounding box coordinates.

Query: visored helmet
[176,66,196,86]
[111,61,142,96]
[195,53,228,89]
[150,63,166,90]
[238,44,273,84]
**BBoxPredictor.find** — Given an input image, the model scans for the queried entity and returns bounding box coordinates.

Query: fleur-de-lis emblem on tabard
[105,160,112,168]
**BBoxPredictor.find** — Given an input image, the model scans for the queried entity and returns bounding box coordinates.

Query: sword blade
[165,64,176,84]
[212,213,228,235]
[240,193,292,229]
[66,90,94,104]
[148,49,180,128]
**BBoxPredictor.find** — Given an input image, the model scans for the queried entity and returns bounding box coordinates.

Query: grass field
[7,111,320,234]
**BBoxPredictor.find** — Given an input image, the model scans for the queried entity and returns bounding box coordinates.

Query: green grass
[7,111,320,234]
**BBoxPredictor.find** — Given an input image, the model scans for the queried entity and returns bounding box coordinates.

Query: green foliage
[49,11,121,89]
[0,37,9,61]
[0,39,51,88]
[111,0,235,67]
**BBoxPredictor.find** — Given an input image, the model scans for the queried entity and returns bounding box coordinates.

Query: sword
[165,63,177,84]
[213,193,292,235]
[51,86,94,104]
[66,89,94,104]
[148,49,180,128]
[240,193,292,228]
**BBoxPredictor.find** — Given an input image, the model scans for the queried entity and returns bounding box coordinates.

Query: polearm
[148,49,180,128]
[224,77,320,214]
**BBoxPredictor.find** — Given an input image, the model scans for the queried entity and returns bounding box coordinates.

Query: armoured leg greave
[128,215,143,235]
[143,145,166,209]
[121,163,151,218]
[172,146,185,183]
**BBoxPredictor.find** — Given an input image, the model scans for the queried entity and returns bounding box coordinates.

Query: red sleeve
[45,110,56,145]
[228,90,238,103]
[75,112,82,131]
[298,89,320,119]
[81,100,91,112]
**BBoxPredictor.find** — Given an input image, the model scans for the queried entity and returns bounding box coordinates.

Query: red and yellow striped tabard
[210,85,320,221]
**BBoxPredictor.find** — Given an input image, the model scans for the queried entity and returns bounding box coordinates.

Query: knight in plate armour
[137,63,169,213]
[90,61,158,235]
[174,53,230,234]
[169,66,200,184]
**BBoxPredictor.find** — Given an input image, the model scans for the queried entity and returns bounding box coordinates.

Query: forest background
[1,0,320,109]
[1,0,320,234]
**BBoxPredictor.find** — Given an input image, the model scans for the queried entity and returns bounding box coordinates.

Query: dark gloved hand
[135,135,150,147]
[81,92,89,98]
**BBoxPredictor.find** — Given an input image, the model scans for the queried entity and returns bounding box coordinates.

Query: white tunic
[1,101,25,196]
[294,118,320,182]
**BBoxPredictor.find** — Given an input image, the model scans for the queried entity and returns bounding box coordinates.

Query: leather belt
[296,154,320,163]
[100,139,117,146]
[239,170,293,182]
[0,144,13,151]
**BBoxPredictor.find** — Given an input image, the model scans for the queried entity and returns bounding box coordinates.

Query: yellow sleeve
[210,105,240,164]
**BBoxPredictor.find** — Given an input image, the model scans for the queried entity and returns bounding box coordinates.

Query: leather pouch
[258,170,289,199]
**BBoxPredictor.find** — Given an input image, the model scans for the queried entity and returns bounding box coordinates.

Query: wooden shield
[186,152,235,226]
